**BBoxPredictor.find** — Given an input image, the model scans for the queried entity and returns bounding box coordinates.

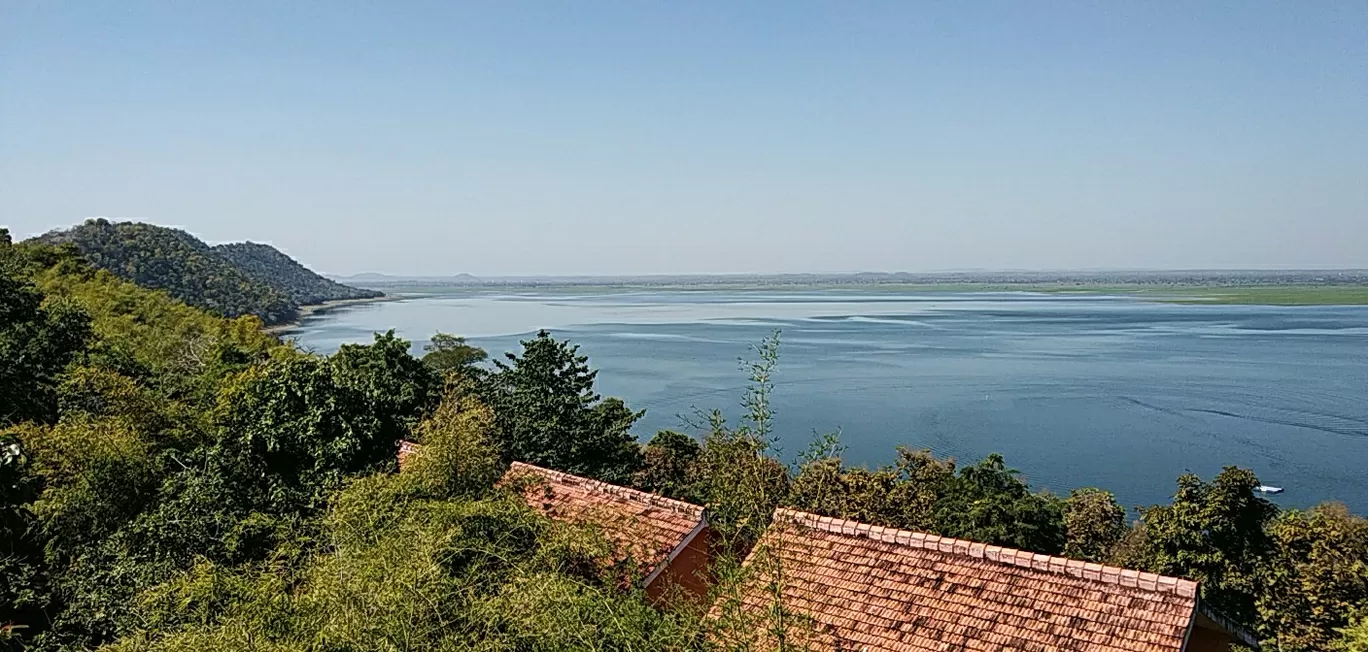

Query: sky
[2,2,1365,276]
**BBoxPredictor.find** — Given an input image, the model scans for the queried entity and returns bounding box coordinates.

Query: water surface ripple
[288,290,1368,511]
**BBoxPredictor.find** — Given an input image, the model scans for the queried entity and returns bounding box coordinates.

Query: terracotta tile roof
[720,507,1202,652]
[502,461,706,579]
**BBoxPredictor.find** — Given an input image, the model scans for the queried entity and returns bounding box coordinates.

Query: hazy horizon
[328,267,1368,279]
[3,3,1365,275]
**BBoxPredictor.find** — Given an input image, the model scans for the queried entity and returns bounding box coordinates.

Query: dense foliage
[32,220,294,324]
[1257,503,1368,650]
[211,242,381,306]
[2,237,1367,650]
[0,231,91,427]
[31,220,379,325]
[1,434,46,646]
[478,330,644,484]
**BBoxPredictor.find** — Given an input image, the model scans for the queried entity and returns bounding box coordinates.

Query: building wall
[647,526,716,606]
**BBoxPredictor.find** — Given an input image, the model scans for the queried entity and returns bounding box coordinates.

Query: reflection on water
[287,290,1368,511]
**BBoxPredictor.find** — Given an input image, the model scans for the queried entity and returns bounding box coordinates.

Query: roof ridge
[509,461,705,520]
[772,507,1198,599]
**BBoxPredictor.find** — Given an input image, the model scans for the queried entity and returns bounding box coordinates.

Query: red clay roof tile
[718,507,1201,652]
[501,461,705,580]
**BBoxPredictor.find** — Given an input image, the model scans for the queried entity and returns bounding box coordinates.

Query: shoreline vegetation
[263,294,396,335]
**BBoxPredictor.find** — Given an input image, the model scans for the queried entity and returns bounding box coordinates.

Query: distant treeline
[3,230,1367,651]
[337,268,1368,289]
[31,219,381,325]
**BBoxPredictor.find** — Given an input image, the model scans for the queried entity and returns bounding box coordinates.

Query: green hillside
[30,220,380,325]
[212,241,381,305]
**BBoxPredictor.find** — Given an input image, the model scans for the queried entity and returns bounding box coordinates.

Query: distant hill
[31,219,381,325]
[214,242,382,305]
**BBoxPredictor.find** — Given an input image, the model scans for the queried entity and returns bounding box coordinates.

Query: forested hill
[31,219,379,325]
[212,241,382,306]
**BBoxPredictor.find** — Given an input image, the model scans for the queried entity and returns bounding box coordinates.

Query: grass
[1136,285,1368,305]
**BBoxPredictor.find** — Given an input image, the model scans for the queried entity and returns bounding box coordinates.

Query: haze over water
[288,289,1368,512]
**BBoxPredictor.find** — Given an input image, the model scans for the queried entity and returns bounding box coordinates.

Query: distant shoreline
[259,282,1368,339]
[264,295,394,335]
[357,280,1368,306]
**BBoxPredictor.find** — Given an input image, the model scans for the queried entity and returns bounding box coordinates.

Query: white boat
[1256,485,1284,494]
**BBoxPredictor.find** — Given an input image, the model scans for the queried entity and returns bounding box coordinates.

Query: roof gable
[724,508,1202,652]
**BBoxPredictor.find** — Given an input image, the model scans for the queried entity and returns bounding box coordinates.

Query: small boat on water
[1256,485,1284,494]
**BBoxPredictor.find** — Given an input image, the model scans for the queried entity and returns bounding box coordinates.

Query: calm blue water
[287,290,1368,512]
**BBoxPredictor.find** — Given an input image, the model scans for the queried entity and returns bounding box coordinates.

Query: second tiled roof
[722,507,1200,652]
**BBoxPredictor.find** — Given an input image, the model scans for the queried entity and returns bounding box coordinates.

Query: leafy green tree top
[0,436,41,545]
[932,454,1067,555]
[787,444,955,534]
[1340,614,1368,652]
[0,239,92,427]
[1,435,49,641]
[1116,467,1277,628]
[632,430,701,500]
[1063,488,1126,563]
[480,330,643,483]
[422,332,488,379]
[217,332,438,505]
[1257,502,1368,650]
[690,331,791,546]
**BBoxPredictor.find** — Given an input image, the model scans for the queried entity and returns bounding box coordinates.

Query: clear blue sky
[2,2,1364,276]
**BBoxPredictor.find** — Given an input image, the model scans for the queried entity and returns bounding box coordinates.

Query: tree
[689,332,791,546]
[1063,488,1126,563]
[1116,467,1277,628]
[787,446,955,533]
[330,330,442,444]
[1,435,48,645]
[404,384,503,500]
[932,454,1067,554]
[12,415,171,649]
[103,477,700,652]
[480,330,643,483]
[633,430,701,500]
[0,238,92,426]
[422,332,488,379]
[29,265,279,405]
[217,331,439,510]
[1257,502,1368,650]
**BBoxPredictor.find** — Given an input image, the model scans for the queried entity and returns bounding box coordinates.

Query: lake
[285,289,1368,512]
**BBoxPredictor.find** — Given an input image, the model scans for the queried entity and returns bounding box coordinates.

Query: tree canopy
[210,241,381,306]
[1113,467,1277,628]
[479,330,643,483]
[421,332,488,379]
[1,233,92,427]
